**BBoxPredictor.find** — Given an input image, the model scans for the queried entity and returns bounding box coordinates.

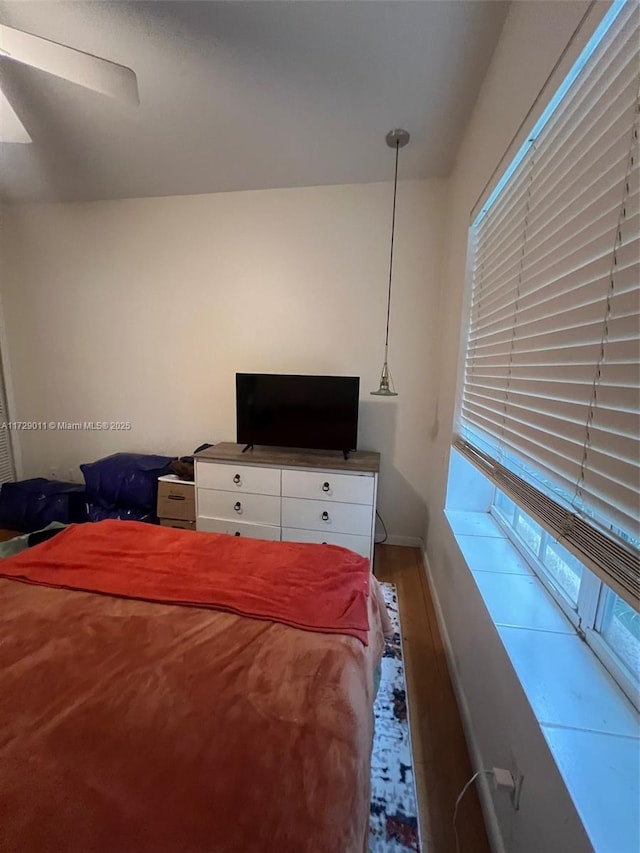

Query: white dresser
[194,443,380,563]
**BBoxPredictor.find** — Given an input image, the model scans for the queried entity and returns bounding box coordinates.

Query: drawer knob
[322,481,330,492]
[233,474,242,485]
[234,501,242,513]
[235,531,241,536]
[321,511,329,522]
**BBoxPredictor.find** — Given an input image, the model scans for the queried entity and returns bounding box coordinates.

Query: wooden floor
[375,544,491,853]
[0,528,21,542]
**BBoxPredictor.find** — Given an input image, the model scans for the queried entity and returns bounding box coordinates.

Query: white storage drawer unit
[198,517,282,541]
[281,497,372,536]
[195,444,380,565]
[197,461,281,496]
[197,490,281,527]
[281,527,371,558]
[282,469,374,505]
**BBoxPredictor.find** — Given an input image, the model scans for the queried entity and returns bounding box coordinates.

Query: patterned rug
[370,582,421,852]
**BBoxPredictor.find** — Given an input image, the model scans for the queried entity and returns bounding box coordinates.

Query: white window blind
[456,2,640,608]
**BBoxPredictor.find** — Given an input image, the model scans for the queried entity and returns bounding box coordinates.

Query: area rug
[370,582,421,852]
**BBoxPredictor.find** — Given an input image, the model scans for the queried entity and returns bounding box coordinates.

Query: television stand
[241,443,254,453]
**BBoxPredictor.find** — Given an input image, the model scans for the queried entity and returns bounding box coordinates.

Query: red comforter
[0,519,371,643]
[0,521,389,853]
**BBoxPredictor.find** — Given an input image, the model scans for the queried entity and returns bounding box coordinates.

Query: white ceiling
[0,1,509,203]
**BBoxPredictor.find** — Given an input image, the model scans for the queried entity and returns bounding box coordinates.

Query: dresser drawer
[157,478,196,519]
[160,518,196,531]
[196,461,281,496]
[198,517,281,541]
[198,490,281,526]
[282,469,374,505]
[281,527,371,558]
[281,497,372,536]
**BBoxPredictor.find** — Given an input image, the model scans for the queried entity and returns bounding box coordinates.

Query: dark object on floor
[28,525,66,548]
[80,453,172,513]
[0,479,86,533]
[0,522,66,559]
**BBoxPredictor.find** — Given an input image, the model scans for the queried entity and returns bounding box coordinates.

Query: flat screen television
[236,373,359,455]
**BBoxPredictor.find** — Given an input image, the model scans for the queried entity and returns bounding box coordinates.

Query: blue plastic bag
[80,453,173,512]
[85,502,157,524]
[0,478,86,532]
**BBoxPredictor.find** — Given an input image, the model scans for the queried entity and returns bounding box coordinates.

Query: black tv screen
[236,373,359,453]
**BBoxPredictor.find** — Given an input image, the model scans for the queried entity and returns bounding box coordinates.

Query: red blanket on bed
[0,519,371,643]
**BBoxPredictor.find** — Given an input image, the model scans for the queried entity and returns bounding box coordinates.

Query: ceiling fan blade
[0,85,31,143]
[0,24,138,106]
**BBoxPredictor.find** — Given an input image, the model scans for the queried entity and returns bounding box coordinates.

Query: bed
[0,520,390,853]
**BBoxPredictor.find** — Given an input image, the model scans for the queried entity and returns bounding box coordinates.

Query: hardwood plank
[375,544,491,853]
[0,528,21,542]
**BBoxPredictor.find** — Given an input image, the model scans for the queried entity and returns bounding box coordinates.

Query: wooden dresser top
[194,443,380,473]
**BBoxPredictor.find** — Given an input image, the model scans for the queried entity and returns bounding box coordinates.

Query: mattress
[0,521,389,853]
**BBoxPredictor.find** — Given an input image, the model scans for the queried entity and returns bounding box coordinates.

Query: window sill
[445,509,640,853]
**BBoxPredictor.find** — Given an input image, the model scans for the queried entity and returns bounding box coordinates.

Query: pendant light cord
[384,140,400,352]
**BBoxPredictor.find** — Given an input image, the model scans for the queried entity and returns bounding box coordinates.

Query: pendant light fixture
[371,128,410,397]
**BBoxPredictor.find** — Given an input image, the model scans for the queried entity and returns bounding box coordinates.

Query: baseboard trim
[381,535,424,548]
[420,546,506,853]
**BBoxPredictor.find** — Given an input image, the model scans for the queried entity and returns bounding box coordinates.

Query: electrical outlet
[50,468,58,481]
[492,767,524,811]
[492,767,515,791]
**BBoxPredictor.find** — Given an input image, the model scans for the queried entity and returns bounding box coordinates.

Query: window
[493,487,640,708]
[455,0,639,699]
[598,590,640,678]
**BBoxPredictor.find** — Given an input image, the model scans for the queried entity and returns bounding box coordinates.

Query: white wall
[0,179,445,540]
[423,2,608,852]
